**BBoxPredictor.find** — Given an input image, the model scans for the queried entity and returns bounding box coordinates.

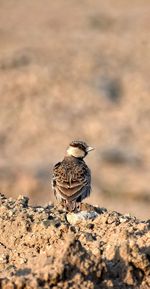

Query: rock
[66,210,98,224]
[16,195,29,208]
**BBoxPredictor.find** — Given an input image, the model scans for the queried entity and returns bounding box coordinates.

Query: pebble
[66,211,98,225]
[0,254,9,264]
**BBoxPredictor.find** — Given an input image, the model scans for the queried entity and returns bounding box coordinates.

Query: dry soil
[0,194,149,289]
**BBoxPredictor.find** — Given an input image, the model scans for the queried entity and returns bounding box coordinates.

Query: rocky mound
[0,0,150,220]
[0,193,149,289]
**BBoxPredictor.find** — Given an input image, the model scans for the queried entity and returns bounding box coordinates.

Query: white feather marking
[67,146,85,158]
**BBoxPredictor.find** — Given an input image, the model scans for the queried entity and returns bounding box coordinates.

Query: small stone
[6,264,16,270]
[69,226,76,233]
[47,215,54,220]
[120,216,127,223]
[16,195,29,207]
[0,193,6,199]
[54,221,61,228]
[95,207,107,214]
[8,211,13,217]
[0,254,9,264]
[20,258,27,264]
[35,207,44,213]
[86,223,94,229]
[43,220,52,228]
[43,219,61,228]
[85,233,96,242]
[66,211,98,225]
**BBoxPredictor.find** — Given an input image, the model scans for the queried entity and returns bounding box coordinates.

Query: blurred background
[0,0,150,219]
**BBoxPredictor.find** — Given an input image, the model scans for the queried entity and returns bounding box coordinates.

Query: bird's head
[66,140,94,159]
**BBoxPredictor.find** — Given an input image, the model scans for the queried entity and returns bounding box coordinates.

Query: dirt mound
[0,194,149,288]
[0,0,150,219]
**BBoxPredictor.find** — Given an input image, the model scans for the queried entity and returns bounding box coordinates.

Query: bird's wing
[52,161,91,201]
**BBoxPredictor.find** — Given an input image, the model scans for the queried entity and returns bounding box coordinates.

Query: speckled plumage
[52,141,93,211]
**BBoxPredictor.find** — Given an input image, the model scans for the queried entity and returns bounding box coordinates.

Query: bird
[52,140,94,211]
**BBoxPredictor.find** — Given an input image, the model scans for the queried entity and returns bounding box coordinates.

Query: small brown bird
[52,141,94,211]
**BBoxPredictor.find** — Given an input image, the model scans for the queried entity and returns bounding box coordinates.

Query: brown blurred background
[0,0,150,219]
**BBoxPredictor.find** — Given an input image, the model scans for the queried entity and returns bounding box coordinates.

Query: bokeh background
[0,0,150,219]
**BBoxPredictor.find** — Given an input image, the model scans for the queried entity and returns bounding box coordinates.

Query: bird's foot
[59,200,82,212]
[66,201,82,212]
[65,201,76,212]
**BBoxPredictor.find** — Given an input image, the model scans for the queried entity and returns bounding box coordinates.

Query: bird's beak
[86,146,94,152]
